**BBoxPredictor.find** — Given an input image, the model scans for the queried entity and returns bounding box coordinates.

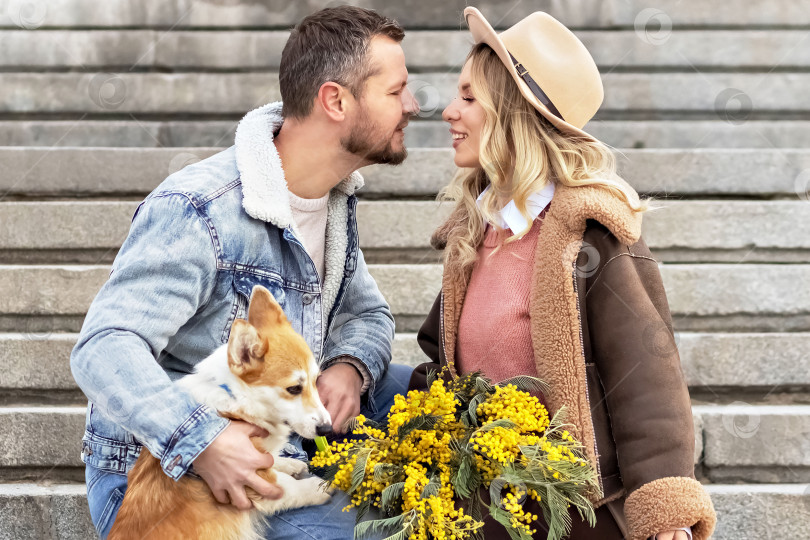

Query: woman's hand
[652,530,690,540]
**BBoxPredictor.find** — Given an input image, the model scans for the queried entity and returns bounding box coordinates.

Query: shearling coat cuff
[624,476,716,540]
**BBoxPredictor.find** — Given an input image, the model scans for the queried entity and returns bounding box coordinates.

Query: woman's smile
[450,129,468,149]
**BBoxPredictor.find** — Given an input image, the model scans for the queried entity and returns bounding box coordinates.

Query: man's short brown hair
[279,6,405,119]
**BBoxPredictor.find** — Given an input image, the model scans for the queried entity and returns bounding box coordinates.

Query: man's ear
[316,81,349,121]
[247,285,287,331]
[227,319,268,380]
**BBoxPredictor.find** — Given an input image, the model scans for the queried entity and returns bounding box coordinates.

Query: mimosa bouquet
[310,371,599,540]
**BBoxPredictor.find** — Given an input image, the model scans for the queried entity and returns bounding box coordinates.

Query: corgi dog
[108,285,334,540]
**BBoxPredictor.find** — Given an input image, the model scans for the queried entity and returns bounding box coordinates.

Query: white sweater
[288,189,329,284]
[288,188,370,391]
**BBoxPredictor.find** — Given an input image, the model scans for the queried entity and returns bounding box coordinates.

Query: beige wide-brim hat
[464,7,603,142]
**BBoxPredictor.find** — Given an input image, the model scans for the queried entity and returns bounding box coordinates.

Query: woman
[409,7,717,540]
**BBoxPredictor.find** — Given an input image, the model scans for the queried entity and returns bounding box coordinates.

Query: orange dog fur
[108,285,333,540]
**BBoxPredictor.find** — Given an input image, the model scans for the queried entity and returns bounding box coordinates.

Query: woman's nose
[442,100,458,122]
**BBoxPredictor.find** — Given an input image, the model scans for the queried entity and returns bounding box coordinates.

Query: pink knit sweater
[456,205,549,386]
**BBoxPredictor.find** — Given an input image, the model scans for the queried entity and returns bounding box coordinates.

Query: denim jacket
[70,102,395,481]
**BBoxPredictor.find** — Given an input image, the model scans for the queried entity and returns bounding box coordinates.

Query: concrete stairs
[1,0,809,538]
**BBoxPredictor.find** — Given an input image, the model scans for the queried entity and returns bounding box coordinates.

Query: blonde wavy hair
[440,43,649,277]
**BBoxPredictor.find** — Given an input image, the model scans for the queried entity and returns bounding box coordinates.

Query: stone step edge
[2,147,808,199]
[0,482,805,496]
[5,332,810,401]
[4,29,810,71]
[4,404,810,414]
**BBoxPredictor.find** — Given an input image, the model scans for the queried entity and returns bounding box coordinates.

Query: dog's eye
[286,385,303,395]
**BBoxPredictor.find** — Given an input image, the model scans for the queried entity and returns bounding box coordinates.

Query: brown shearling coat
[409,179,717,540]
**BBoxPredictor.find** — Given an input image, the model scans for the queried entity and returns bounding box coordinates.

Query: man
[71,6,418,539]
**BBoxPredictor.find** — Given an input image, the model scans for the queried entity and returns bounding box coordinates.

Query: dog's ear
[227,319,268,381]
[247,285,288,332]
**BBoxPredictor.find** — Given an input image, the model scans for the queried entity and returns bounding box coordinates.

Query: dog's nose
[315,423,332,436]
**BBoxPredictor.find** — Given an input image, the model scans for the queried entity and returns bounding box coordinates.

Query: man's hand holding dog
[193,420,284,510]
[318,363,363,433]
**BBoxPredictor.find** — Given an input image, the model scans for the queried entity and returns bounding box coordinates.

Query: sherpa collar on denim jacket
[234,101,365,232]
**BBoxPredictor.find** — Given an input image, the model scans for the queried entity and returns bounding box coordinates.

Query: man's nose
[401,86,419,116]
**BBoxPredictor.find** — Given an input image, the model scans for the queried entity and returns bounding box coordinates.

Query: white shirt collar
[476,182,555,232]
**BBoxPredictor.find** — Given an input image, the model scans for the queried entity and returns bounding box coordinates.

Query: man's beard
[341,108,408,165]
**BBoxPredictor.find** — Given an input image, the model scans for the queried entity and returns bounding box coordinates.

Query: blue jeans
[85,363,413,539]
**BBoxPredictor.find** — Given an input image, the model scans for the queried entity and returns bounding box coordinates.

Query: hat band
[508,52,564,122]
